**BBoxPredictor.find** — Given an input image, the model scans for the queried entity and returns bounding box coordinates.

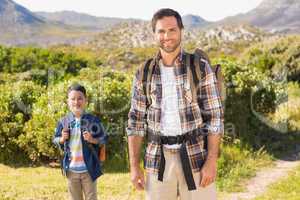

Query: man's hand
[128,135,144,190]
[200,134,221,187]
[130,166,145,190]
[199,158,217,188]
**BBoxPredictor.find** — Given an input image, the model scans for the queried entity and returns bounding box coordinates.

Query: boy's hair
[151,8,184,33]
[67,83,87,97]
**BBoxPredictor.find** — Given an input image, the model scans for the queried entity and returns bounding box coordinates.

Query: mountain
[221,0,300,33]
[0,0,44,32]
[182,14,210,29]
[89,20,151,48]
[0,0,298,46]
[0,0,101,46]
[35,11,130,32]
[89,19,267,50]
[36,11,209,31]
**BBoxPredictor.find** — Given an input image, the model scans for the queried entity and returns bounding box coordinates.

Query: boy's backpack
[60,116,106,163]
[140,48,225,107]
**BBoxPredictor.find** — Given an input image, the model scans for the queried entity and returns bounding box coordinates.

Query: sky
[14,0,264,22]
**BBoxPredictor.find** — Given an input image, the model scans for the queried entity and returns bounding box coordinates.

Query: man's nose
[163,31,172,39]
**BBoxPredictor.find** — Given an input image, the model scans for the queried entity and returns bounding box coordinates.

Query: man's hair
[67,83,87,97]
[151,8,184,33]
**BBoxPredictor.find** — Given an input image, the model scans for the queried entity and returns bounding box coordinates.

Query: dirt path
[222,149,300,200]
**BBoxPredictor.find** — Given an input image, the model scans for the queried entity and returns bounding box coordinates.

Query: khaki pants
[145,148,217,200]
[66,171,97,200]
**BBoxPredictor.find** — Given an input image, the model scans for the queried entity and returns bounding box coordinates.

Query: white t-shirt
[160,63,182,149]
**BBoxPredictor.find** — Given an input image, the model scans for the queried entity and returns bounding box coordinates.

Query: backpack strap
[141,58,155,107]
[186,53,206,104]
[186,53,198,103]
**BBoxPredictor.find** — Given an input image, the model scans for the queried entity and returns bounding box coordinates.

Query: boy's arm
[90,116,108,145]
[53,120,64,150]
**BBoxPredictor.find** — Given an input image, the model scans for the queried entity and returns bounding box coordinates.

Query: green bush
[22,68,132,162]
[214,57,284,150]
[272,82,300,131]
[0,81,43,163]
[0,45,89,84]
[241,36,300,82]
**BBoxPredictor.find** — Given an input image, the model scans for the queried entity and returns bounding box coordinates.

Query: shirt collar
[155,48,186,68]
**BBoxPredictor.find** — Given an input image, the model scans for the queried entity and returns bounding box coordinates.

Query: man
[126,8,224,200]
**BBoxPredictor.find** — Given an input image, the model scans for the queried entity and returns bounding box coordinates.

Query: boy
[53,83,108,200]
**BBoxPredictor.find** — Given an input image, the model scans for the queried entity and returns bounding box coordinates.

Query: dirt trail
[223,148,300,200]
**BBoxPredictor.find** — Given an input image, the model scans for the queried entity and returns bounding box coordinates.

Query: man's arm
[128,136,144,168]
[128,135,145,190]
[199,60,224,187]
[126,69,148,190]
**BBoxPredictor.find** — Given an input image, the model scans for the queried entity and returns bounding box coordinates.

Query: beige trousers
[145,148,217,200]
[66,171,97,200]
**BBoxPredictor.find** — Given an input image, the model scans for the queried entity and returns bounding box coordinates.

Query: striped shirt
[126,50,224,173]
[69,118,87,173]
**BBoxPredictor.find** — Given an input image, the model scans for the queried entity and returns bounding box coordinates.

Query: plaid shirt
[126,50,224,173]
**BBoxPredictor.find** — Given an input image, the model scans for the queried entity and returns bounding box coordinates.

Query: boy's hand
[83,131,97,144]
[60,130,69,144]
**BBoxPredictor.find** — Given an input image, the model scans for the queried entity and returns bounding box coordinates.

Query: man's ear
[181,29,185,40]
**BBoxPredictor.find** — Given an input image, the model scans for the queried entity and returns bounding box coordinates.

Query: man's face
[154,16,182,53]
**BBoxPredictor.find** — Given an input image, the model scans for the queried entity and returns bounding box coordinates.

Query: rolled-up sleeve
[126,69,148,137]
[199,61,224,135]
[53,121,64,150]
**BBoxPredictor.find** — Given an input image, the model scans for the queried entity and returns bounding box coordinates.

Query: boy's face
[67,90,87,116]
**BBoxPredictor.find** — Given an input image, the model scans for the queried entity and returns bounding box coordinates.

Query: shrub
[0,81,43,163]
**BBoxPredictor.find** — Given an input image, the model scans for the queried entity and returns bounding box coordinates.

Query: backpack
[60,116,106,163]
[140,49,224,107]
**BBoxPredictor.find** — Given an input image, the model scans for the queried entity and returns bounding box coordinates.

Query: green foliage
[244,48,277,73]
[217,140,272,191]
[214,56,288,152]
[241,36,300,82]
[0,35,298,174]
[0,45,89,84]
[21,68,132,162]
[272,82,300,131]
[0,81,43,163]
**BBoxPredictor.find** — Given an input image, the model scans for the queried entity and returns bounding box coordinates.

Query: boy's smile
[67,90,87,117]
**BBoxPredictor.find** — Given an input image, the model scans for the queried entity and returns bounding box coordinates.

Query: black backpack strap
[186,53,197,103]
[141,58,155,107]
[186,53,206,103]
